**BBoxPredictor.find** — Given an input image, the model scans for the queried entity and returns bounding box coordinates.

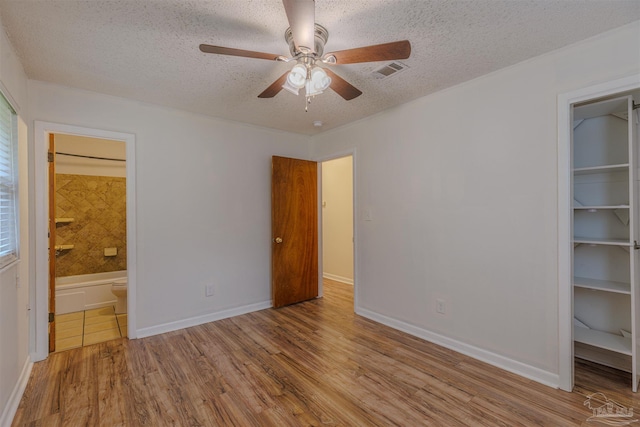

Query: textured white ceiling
[0,1,639,135]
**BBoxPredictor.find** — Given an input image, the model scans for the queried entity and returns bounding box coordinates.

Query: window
[0,91,18,270]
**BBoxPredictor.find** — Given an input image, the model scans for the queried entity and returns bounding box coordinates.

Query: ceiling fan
[199,0,411,108]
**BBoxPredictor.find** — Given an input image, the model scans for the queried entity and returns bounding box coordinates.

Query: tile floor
[55,306,127,352]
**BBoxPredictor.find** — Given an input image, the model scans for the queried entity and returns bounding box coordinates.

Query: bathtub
[55,270,127,315]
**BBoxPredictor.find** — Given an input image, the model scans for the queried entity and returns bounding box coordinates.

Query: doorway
[49,133,129,352]
[33,122,137,362]
[321,155,354,306]
[558,75,640,391]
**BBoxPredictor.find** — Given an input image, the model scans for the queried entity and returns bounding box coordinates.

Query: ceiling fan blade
[199,44,282,61]
[258,71,290,98]
[282,0,316,52]
[323,68,362,101]
[324,40,411,64]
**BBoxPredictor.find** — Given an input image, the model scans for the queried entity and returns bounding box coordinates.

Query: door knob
[274,237,283,244]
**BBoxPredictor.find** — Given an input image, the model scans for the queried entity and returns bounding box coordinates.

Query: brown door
[271,156,318,308]
[48,134,56,352]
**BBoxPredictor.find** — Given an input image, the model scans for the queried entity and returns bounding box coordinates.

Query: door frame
[557,74,640,391]
[32,121,137,362]
[48,134,56,353]
[314,149,357,309]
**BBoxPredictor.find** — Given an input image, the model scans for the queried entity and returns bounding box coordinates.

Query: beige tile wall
[55,174,127,277]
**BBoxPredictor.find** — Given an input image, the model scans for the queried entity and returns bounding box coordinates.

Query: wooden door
[272,156,318,308]
[48,134,56,352]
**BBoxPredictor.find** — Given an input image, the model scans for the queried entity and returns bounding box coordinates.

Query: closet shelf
[573,237,631,246]
[55,217,75,224]
[573,205,629,210]
[573,276,631,294]
[573,164,629,175]
[574,326,632,356]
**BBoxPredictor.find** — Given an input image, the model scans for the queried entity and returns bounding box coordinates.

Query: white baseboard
[84,300,117,311]
[356,307,560,389]
[136,300,272,338]
[322,273,353,285]
[0,356,33,427]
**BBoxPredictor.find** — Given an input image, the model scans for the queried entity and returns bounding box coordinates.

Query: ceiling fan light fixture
[282,63,307,95]
[282,79,301,95]
[288,64,307,87]
[306,67,331,96]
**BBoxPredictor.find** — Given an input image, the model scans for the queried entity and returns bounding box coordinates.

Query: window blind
[0,92,17,269]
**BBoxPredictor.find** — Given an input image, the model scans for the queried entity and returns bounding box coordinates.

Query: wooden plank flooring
[12,279,640,426]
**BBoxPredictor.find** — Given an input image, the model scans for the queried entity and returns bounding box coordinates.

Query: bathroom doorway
[321,155,354,305]
[33,122,136,361]
[48,133,129,352]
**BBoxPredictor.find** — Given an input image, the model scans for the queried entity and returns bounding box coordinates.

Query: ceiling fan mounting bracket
[285,24,329,58]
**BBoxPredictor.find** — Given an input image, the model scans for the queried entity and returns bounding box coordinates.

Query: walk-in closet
[572,94,639,391]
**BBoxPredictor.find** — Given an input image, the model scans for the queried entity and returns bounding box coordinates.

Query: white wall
[28,80,310,337]
[55,134,126,177]
[0,19,31,427]
[310,21,640,387]
[322,156,353,284]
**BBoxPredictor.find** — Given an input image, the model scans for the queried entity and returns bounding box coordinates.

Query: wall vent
[372,61,408,80]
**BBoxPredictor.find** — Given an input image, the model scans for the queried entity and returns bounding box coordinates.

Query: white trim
[358,307,560,389]
[322,273,353,285]
[317,163,323,298]
[314,149,358,309]
[0,356,32,427]
[0,81,20,114]
[33,121,137,362]
[136,301,272,338]
[557,74,640,392]
[0,258,19,275]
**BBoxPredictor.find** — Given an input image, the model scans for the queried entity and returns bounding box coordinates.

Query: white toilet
[111,278,128,314]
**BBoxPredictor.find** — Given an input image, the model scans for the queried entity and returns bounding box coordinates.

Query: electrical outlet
[205,284,214,297]
[436,298,446,315]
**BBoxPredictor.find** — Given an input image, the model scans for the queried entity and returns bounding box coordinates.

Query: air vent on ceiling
[372,61,408,80]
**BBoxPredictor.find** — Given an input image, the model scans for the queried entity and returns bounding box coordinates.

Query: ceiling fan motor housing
[285,24,329,57]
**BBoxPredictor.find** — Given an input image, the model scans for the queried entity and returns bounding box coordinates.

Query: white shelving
[572,95,638,391]
[574,164,629,175]
[574,326,632,356]
[55,217,74,224]
[573,236,631,246]
[574,276,631,294]
[573,205,630,210]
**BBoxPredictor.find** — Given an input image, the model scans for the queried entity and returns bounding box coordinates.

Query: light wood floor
[12,279,640,426]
